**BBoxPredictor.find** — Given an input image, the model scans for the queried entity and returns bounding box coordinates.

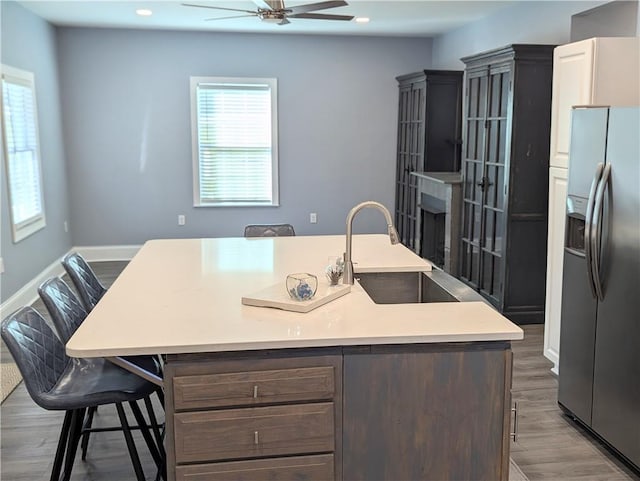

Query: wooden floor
[510,325,639,481]
[1,261,639,480]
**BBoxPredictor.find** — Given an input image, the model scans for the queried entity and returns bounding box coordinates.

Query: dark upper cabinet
[394,70,463,251]
[459,44,554,325]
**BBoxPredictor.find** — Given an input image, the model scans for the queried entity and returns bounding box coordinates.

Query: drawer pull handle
[254,430,259,445]
[511,401,518,442]
[253,385,258,398]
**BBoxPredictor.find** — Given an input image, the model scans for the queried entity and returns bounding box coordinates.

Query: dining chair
[244,223,296,237]
[1,306,163,481]
[38,277,164,464]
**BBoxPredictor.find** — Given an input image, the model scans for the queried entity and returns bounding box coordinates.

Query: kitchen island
[67,235,523,481]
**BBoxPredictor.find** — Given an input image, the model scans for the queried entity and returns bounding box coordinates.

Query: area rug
[510,458,529,481]
[0,362,22,402]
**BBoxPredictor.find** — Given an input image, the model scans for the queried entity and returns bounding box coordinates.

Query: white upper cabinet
[549,37,640,169]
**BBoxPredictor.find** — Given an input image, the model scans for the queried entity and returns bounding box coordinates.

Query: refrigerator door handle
[585,163,604,298]
[591,163,611,301]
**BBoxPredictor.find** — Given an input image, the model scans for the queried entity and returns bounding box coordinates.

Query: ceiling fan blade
[205,14,258,21]
[182,3,257,14]
[287,0,348,15]
[289,12,354,21]
[267,0,285,9]
[251,0,283,11]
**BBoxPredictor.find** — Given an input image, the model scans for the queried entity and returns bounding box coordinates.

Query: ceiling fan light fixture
[258,10,287,24]
[135,8,153,17]
[355,17,370,23]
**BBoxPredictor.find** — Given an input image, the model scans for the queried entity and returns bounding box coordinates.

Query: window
[191,77,279,207]
[1,65,46,242]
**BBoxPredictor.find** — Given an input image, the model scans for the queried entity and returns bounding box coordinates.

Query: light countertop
[66,235,523,358]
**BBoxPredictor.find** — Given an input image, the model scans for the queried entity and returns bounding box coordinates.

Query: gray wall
[58,28,433,245]
[571,0,639,41]
[5,0,636,301]
[431,1,619,69]
[0,2,72,301]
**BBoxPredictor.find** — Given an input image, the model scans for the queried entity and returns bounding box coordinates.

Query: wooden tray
[242,282,351,313]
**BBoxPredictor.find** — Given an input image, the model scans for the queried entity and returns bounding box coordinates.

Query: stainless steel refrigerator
[558,106,640,470]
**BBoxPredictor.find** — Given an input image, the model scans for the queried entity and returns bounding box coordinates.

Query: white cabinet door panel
[544,167,568,374]
[549,39,594,169]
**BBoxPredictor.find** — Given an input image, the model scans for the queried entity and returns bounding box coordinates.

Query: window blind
[194,80,277,206]
[1,66,46,242]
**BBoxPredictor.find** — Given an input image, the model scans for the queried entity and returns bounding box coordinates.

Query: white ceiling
[18,0,516,37]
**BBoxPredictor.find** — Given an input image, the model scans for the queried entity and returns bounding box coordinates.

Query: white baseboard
[543,348,559,376]
[74,245,141,262]
[0,245,140,318]
[0,257,66,319]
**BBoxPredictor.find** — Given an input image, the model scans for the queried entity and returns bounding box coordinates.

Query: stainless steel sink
[356,269,489,304]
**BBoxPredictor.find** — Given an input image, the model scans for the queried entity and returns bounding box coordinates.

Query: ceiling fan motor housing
[258,9,289,23]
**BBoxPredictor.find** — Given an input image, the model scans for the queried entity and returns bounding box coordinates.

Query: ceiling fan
[182,0,354,25]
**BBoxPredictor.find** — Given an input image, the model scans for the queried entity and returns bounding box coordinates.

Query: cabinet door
[395,81,424,251]
[478,65,510,305]
[343,346,511,481]
[549,39,595,169]
[543,166,568,374]
[460,70,488,289]
[461,64,509,299]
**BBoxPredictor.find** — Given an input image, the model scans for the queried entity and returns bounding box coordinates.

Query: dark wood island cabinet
[165,342,513,481]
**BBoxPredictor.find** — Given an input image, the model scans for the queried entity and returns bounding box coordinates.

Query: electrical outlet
[310,213,317,224]
[63,221,69,233]
[178,215,186,226]
[0,257,4,274]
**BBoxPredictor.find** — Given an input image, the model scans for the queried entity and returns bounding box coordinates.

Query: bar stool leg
[129,400,163,470]
[50,410,73,481]
[61,408,86,481]
[116,402,146,481]
[155,387,164,408]
[80,405,97,460]
[144,396,165,456]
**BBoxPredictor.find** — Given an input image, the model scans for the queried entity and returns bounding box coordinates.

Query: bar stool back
[244,223,296,237]
[61,252,106,312]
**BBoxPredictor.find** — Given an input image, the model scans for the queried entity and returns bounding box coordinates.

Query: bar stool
[38,277,165,469]
[38,276,163,380]
[1,306,162,481]
[244,223,296,237]
[60,253,165,380]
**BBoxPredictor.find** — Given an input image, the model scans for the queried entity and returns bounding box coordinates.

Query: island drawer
[173,366,335,410]
[175,454,334,481]
[174,402,335,464]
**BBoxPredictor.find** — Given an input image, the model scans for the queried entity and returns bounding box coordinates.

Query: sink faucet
[344,201,400,284]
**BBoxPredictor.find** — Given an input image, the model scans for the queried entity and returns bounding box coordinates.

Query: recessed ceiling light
[355,17,370,24]
[136,9,153,17]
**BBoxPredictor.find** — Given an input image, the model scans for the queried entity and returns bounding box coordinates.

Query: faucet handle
[388,225,400,244]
